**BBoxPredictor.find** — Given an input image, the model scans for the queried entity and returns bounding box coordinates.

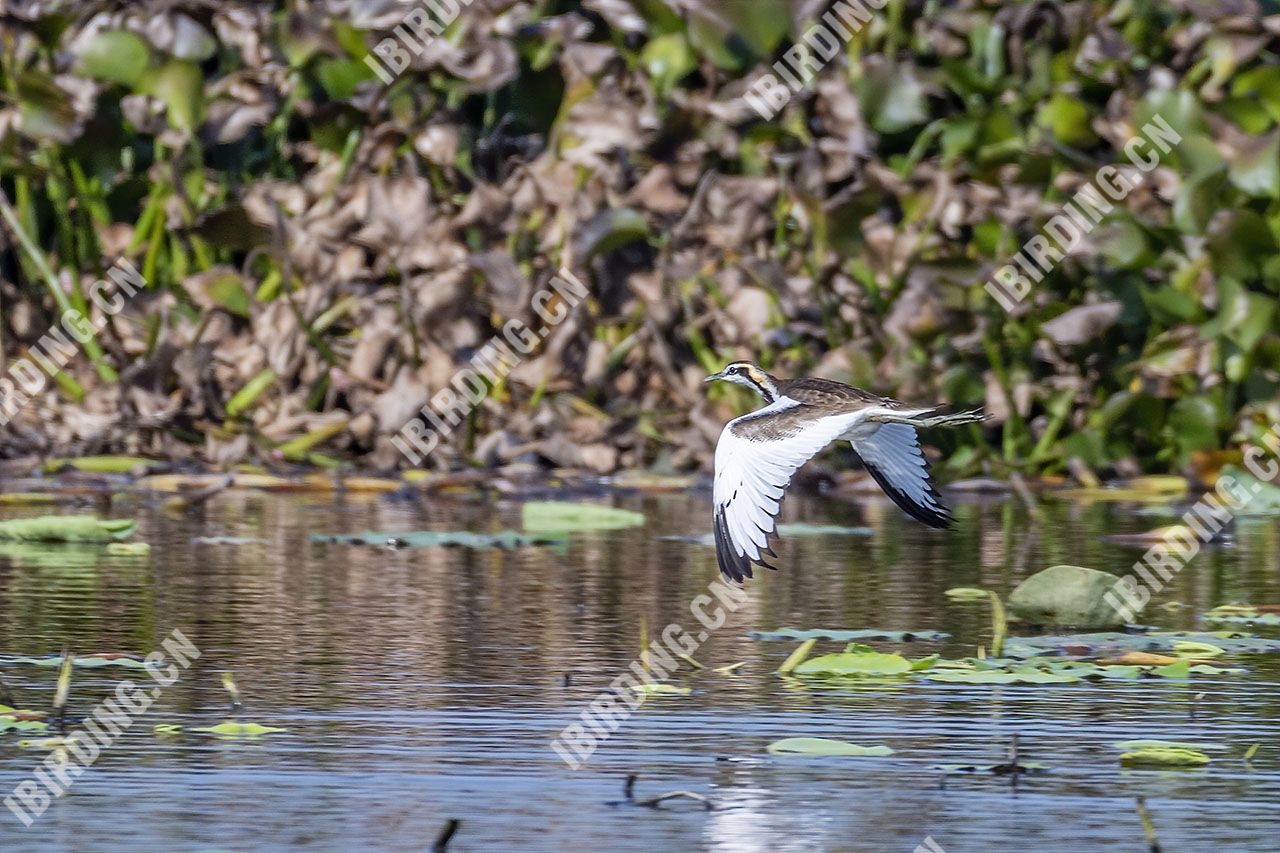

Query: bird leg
[867,408,986,429]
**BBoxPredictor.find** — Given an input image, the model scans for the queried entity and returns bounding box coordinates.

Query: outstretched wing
[850,422,950,528]
[712,403,867,582]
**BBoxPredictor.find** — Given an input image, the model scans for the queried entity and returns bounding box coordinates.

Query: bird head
[704,361,778,402]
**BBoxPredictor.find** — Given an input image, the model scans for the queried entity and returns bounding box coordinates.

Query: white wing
[849,422,950,528]
[712,401,869,581]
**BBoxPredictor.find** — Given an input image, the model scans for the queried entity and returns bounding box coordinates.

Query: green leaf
[521,501,645,533]
[1035,94,1096,146]
[77,31,150,86]
[1113,740,1228,752]
[226,369,277,419]
[944,587,990,600]
[194,722,287,736]
[642,34,697,97]
[794,652,914,677]
[575,208,650,262]
[861,65,929,134]
[144,60,204,131]
[1120,748,1211,767]
[1228,129,1280,199]
[312,529,567,549]
[766,738,894,756]
[43,455,158,474]
[0,516,137,543]
[749,628,949,642]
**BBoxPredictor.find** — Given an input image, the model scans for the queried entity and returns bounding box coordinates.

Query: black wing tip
[713,506,777,582]
[858,453,954,530]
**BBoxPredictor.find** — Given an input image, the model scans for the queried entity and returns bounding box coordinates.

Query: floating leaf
[920,669,1078,685]
[105,542,151,556]
[931,761,1050,774]
[521,501,645,533]
[77,30,150,86]
[1120,748,1211,767]
[3,654,148,669]
[766,738,894,757]
[43,456,158,474]
[0,516,137,542]
[749,628,949,642]
[775,524,874,537]
[1113,740,1229,752]
[944,587,990,600]
[312,529,566,549]
[793,652,914,677]
[629,683,690,696]
[194,722,287,736]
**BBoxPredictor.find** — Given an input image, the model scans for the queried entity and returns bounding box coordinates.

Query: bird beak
[703,371,723,384]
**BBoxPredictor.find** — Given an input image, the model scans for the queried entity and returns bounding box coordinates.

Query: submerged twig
[52,652,74,735]
[987,592,1007,659]
[432,818,459,852]
[221,672,244,715]
[1135,797,1161,853]
[615,773,713,811]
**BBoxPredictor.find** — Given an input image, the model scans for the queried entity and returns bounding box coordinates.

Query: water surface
[1,483,1277,852]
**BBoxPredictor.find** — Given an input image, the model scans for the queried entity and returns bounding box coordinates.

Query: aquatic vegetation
[312,530,566,549]
[192,722,287,737]
[1202,605,1280,626]
[42,457,159,475]
[3,654,149,669]
[105,542,152,556]
[1112,740,1229,753]
[520,501,646,533]
[943,588,990,600]
[629,683,691,697]
[0,516,138,543]
[749,628,950,642]
[766,738,894,757]
[792,648,938,678]
[1119,748,1212,768]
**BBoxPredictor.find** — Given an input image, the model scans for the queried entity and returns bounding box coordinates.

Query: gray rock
[1008,564,1127,628]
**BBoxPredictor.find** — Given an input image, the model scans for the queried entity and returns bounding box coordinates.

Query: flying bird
[704,361,983,582]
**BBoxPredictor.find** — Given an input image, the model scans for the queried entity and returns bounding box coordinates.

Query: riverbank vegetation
[1,1,1278,479]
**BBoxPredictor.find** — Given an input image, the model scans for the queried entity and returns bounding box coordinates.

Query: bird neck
[747,368,779,403]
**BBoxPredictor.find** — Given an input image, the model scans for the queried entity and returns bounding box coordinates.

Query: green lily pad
[105,542,151,556]
[766,738,894,756]
[944,587,990,600]
[194,722,287,736]
[629,683,691,696]
[521,501,645,533]
[793,652,914,677]
[931,761,1050,774]
[920,669,1079,685]
[775,524,874,537]
[0,717,49,733]
[1112,740,1229,752]
[3,654,148,668]
[311,530,566,549]
[749,628,949,642]
[0,516,137,542]
[1120,748,1211,767]
[1006,631,1280,656]
[43,455,159,474]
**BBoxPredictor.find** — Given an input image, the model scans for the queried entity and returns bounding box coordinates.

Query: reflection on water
[0,485,1278,852]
